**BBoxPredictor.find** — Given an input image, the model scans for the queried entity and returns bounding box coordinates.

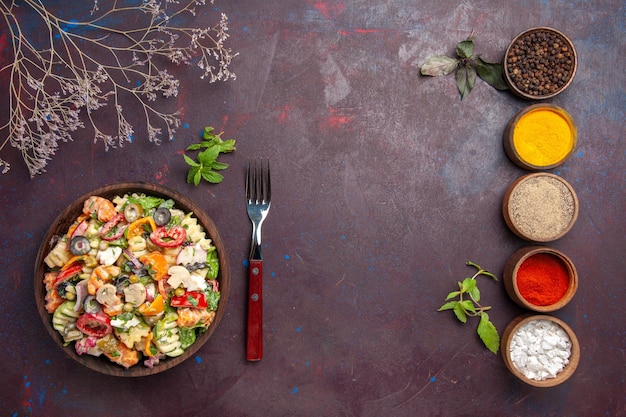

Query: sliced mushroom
[124,283,147,306]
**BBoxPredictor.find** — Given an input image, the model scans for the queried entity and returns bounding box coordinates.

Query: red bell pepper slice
[76,312,113,338]
[100,213,128,241]
[150,226,186,248]
[170,291,207,309]
[53,263,83,288]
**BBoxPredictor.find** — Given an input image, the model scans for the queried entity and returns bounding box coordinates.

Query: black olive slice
[153,207,171,226]
[69,236,91,255]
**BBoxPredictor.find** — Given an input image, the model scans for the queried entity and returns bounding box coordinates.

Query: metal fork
[245,158,271,361]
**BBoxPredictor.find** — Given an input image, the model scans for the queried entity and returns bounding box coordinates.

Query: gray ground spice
[509,175,576,240]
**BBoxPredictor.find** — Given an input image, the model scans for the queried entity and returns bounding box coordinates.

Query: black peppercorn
[505,29,575,97]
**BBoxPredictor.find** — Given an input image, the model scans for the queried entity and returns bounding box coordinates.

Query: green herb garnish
[438,261,500,354]
[421,33,508,99]
[184,126,236,185]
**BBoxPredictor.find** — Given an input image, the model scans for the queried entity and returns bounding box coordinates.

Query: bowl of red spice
[503,27,577,100]
[504,246,578,312]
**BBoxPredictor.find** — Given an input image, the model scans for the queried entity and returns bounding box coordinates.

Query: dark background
[1,1,624,416]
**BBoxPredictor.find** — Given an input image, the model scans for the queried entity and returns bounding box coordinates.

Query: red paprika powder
[516,253,569,306]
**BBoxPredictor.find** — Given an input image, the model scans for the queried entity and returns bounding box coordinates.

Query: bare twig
[0,0,237,177]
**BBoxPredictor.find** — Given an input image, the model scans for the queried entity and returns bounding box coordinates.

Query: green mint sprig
[184,126,236,185]
[438,261,500,354]
[421,33,508,99]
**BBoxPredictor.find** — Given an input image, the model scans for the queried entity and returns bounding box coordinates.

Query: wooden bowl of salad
[34,182,230,377]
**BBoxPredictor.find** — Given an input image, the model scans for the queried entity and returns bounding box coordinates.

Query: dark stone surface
[1,1,624,416]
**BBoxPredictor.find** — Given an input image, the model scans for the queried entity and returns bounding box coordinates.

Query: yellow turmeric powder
[513,107,576,167]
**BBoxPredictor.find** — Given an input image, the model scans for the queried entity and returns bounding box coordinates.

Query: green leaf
[192,168,202,186]
[421,55,459,76]
[469,286,480,302]
[201,170,224,184]
[456,65,476,100]
[183,154,200,167]
[186,143,206,151]
[476,58,508,91]
[438,301,458,311]
[456,39,474,58]
[202,126,216,139]
[453,303,467,323]
[480,269,499,281]
[211,161,229,170]
[197,147,219,165]
[445,290,460,300]
[187,166,200,184]
[217,139,236,153]
[477,312,500,354]
[461,300,476,313]
[460,278,476,293]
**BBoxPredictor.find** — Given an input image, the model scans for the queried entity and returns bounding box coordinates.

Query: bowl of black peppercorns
[504,27,577,100]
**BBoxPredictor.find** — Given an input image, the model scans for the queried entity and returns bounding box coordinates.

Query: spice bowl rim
[501,313,580,387]
[503,245,578,312]
[503,26,578,100]
[503,103,578,171]
[502,172,579,242]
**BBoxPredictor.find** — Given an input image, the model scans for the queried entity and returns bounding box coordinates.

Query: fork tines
[246,158,271,204]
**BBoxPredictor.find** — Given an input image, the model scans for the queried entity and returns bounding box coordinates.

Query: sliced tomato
[170,291,207,309]
[76,312,113,338]
[100,213,128,241]
[150,226,186,248]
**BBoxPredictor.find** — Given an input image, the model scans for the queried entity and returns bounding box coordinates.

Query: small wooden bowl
[502,173,579,242]
[501,314,580,387]
[503,246,578,312]
[504,27,577,100]
[504,104,578,171]
[34,182,230,377]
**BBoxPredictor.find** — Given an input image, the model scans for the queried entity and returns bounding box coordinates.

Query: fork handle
[246,259,263,361]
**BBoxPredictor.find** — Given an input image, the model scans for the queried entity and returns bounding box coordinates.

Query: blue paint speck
[341,235,346,240]
[243,259,249,267]
[25,381,31,388]
[284,254,290,260]
[305,361,310,367]
[45,359,51,365]
[195,356,202,363]
[62,388,67,395]
[184,123,190,129]
[430,376,436,383]
[296,326,302,333]
[291,387,299,394]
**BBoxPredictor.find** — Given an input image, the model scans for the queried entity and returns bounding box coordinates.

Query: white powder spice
[509,319,572,380]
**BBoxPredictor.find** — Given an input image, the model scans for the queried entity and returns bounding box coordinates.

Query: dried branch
[0,0,237,177]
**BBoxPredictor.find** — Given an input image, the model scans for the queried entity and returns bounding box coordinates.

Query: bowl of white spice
[501,314,580,387]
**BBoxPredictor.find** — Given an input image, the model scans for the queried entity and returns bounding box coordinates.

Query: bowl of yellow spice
[504,104,577,171]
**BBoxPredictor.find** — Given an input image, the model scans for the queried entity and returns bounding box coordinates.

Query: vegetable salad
[43,193,221,369]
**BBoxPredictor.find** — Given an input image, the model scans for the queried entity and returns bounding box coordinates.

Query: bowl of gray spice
[502,173,579,242]
[504,27,577,100]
